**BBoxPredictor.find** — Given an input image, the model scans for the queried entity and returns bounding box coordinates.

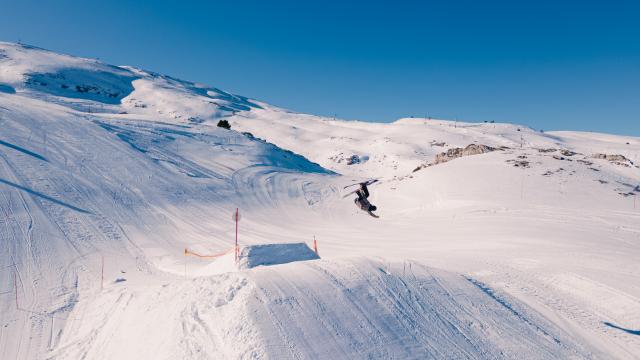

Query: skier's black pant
[357,184,369,199]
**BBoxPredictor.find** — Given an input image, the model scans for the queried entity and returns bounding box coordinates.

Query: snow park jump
[1,9,640,359]
[182,208,321,273]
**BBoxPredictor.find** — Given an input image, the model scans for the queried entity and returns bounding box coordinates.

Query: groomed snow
[50,259,594,359]
[1,42,639,359]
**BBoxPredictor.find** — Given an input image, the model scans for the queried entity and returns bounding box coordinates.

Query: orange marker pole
[14,270,19,310]
[313,236,318,256]
[101,255,104,291]
[235,208,239,263]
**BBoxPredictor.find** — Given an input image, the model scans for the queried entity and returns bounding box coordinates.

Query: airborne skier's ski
[342,179,378,198]
[343,178,378,189]
[347,180,379,217]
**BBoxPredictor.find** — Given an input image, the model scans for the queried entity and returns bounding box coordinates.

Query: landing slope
[51,258,594,359]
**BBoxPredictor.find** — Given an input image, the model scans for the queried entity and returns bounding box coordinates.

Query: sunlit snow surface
[1,42,639,359]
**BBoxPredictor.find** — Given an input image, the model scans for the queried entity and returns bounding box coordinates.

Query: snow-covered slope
[51,258,593,359]
[231,109,640,359]
[230,109,639,180]
[0,42,264,119]
[1,41,639,359]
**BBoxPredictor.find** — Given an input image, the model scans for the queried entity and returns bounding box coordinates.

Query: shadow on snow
[0,139,48,162]
[604,322,640,336]
[0,177,91,214]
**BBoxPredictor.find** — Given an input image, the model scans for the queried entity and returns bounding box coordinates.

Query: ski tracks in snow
[469,259,640,359]
[247,258,592,359]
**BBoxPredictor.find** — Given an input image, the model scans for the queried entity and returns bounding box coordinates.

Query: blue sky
[1,0,639,135]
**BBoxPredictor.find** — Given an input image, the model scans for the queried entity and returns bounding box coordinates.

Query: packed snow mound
[51,258,595,359]
[195,243,320,276]
[239,242,319,269]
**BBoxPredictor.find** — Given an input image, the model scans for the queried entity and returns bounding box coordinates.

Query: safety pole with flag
[234,208,240,263]
[313,235,319,256]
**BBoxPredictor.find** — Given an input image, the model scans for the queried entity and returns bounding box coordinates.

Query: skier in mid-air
[354,182,378,216]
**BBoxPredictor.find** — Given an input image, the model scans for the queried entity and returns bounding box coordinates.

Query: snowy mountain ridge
[0,41,265,120]
[1,42,639,359]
